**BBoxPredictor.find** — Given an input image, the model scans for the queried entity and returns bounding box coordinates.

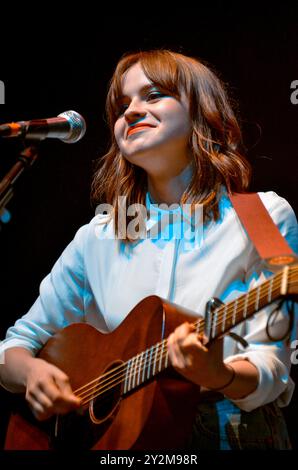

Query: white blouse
[1,190,298,412]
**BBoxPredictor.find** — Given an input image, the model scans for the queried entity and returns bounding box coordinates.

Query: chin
[122,147,152,163]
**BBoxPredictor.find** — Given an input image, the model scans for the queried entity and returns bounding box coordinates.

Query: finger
[38,378,64,402]
[29,398,51,421]
[54,371,74,394]
[35,385,80,416]
[29,390,53,410]
[167,333,182,367]
[170,334,209,371]
[37,374,81,414]
[26,385,68,419]
[191,333,208,352]
[52,372,81,406]
[172,322,194,342]
[171,330,206,354]
[167,333,186,368]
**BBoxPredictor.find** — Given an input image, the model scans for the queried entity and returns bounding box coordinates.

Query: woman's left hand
[167,322,232,389]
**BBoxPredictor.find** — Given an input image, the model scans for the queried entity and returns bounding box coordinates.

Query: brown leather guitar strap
[229,192,297,269]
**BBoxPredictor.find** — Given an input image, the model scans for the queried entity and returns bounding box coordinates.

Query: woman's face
[114,62,192,177]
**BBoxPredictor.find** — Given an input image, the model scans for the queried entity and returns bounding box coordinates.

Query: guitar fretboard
[123,340,169,394]
[122,266,296,395]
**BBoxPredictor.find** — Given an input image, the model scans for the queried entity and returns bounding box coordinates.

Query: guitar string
[74,271,298,404]
[74,270,287,398]
[78,281,297,407]
[74,271,297,403]
[76,279,296,405]
[77,285,286,406]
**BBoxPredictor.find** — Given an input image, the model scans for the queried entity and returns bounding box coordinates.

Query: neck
[147,163,193,205]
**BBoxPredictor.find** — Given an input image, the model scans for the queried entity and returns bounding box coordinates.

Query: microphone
[0,110,86,143]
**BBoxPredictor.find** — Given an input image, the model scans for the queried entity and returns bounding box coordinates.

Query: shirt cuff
[0,338,38,361]
[223,352,293,411]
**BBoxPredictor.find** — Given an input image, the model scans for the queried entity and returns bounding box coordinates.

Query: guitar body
[5,295,202,450]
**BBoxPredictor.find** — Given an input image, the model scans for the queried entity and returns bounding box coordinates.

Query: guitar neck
[123,266,296,395]
[203,266,291,342]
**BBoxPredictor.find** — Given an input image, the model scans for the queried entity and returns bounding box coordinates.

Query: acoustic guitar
[4,265,298,450]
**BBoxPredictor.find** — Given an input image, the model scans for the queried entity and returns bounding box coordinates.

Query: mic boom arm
[0,145,39,227]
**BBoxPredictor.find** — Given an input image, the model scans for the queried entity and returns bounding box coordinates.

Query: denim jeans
[188,392,291,450]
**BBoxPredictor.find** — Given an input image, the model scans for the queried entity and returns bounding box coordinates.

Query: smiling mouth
[127,125,154,137]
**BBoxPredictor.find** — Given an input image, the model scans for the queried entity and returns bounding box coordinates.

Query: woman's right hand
[25,357,81,421]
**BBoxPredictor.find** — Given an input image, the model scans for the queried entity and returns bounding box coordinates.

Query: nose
[124,98,146,124]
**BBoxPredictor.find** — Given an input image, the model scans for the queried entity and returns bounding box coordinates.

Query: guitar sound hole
[89,360,123,424]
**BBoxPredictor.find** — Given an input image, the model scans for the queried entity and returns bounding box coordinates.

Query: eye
[115,102,129,117]
[146,90,168,101]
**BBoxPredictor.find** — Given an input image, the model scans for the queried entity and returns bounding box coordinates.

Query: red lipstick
[127,124,154,137]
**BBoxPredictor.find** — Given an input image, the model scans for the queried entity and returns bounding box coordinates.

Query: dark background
[0,4,298,450]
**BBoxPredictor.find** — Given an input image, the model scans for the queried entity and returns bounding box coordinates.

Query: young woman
[0,49,297,450]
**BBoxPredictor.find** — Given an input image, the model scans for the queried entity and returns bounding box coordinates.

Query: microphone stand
[0,144,39,227]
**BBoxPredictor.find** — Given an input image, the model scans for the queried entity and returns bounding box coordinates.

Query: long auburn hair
[91,49,251,237]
